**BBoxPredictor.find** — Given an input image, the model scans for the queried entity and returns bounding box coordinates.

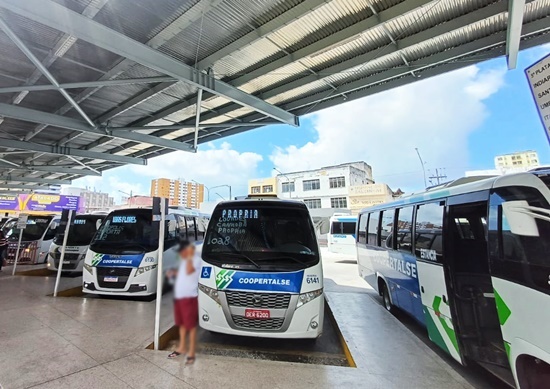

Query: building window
[329,176,346,188]
[281,182,295,193]
[262,185,273,193]
[304,199,321,209]
[303,179,320,191]
[251,186,261,194]
[331,197,347,208]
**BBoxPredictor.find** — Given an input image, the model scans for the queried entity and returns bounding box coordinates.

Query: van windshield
[90,209,157,254]
[202,202,319,270]
[54,215,104,246]
[9,216,53,241]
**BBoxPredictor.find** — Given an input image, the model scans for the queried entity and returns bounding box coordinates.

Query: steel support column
[506,0,527,69]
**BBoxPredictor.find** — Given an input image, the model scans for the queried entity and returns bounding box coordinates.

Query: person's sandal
[186,356,196,365]
[168,351,182,359]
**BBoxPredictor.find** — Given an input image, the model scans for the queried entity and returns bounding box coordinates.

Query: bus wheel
[381,283,393,313]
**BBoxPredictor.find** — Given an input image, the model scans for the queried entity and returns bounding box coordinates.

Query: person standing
[168,240,201,364]
[0,230,8,272]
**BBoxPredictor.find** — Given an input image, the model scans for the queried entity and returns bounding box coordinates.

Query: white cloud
[270,65,506,192]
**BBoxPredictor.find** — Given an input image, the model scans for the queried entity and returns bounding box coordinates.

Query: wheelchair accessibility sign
[201,266,212,279]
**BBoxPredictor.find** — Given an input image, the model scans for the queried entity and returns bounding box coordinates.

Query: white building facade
[275,162,374,209]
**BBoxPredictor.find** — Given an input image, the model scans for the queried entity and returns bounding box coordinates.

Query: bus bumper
[198,291,324,339]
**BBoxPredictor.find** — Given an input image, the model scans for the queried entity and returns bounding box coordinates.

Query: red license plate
[244,309,270,319]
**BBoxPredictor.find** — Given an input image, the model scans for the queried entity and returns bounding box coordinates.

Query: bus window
[489,186,550,292]
[367,212,379,246]
[165,215,178,247]
[186,216,198,241]
[380,209,395,249]
[357,214,367,243]
[415,202,444,263]
[396,207,413,252]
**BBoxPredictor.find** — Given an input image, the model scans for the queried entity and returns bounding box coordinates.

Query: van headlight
[296,289,323,308]
[134,265,157,277]
[83,263,93,275]
[199,284,220,304]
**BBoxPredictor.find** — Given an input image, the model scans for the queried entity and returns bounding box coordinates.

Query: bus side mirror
[96,219,102,230]
[50,222,59,230]
[502,200,539,237]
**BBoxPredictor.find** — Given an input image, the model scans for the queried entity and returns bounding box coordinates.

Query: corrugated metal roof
[0,0,549,187]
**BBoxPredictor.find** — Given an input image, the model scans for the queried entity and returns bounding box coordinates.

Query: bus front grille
[225,291,291,309]
[96,267,133,289]
[231,315,285,330]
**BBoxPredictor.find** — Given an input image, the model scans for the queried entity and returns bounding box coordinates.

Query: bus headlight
[198,284,220,304]
[83,263,93,275]
[296,289,323,308]
[135,265,157,277]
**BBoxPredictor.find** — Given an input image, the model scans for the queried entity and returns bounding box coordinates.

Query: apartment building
[150,178,204,208]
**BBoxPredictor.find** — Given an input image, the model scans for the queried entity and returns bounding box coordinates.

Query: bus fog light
[296,289,323,308]
[310,321,319,329]
[202,314,209,322]
[199,284,220,304]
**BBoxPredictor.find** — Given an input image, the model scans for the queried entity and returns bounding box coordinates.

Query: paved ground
[0,249,503,389]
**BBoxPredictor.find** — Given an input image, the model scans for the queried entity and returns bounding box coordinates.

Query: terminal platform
[0,249,505,388]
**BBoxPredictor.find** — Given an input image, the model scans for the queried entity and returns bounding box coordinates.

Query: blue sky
[74,45,550,202]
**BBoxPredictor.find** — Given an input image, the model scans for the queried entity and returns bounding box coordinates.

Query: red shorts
[174,297,198,330]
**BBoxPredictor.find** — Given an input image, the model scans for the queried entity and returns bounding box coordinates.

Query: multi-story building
[150,178,204,208]
[62,187,114,213]
[348,183,397,214]
[466,150,542,177]
[494,150,540,169]
[248,177,278,196]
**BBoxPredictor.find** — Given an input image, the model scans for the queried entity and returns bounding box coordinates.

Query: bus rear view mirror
[96,219,103,230]
[502,200,539,237]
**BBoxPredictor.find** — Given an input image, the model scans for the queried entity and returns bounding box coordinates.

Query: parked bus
[327,213,357,256]
[199,198,323,339]
[83,207,207,296]
[47,213,106,273]
[1,217,16,234]
[6,214,60,264]
[356,172,550,387]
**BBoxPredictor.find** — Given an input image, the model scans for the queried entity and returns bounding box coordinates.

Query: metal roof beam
[18,165,101,177]
[111,121,281,131]
[0,77,177,94]
[1,0,298,126]
[506,0,526,69]
[0,183,49,190]
[0,139,146,165]
[0,176,71,185]
[0,103,193,152]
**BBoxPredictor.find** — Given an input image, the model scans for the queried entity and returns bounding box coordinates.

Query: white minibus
[327,213,357,256]
[199,198,324,339]
[6,214,60,264]
[83,207,206,296]
[356,171,550,387]
[47,213,106,273]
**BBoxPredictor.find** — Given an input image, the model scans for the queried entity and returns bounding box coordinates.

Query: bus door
[414,201,462,363]
[446,194,508,369]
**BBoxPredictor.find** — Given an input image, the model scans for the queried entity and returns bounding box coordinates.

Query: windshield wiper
[261,255,309,267]
[116,242,150,252]
[221,252,261,269]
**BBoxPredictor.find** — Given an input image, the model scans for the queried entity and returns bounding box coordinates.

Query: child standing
[168,240,201,364]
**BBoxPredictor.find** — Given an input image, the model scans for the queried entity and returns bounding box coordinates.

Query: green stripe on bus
[494,289,511,326]
[433,296,459,354]
[423,306,449,355]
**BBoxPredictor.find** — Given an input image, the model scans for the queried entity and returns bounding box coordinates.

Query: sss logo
[201,266,212,279]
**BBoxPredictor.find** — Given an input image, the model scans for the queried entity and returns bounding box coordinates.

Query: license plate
[244,309,270,319]
[103,276,118,283]
[63,261,72,264]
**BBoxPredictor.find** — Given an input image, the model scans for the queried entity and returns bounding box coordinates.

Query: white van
[6,214,60,264]
[82,207,206,296]
[47,213,106,273]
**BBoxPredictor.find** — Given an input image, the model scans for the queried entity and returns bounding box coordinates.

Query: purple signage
[0,194,80,213]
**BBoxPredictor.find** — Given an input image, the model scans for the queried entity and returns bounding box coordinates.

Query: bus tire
[381,282,393,313]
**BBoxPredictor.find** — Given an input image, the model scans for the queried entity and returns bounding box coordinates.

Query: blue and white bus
[327,213,357,256]
[83,207,208,296]
[199,198,324,339]
[356,172,550,387]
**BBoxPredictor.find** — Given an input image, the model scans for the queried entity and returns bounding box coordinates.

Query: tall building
[494,150,540,169]
[150,178,204,208]
[62,187,114,213]
[466,150,541,177]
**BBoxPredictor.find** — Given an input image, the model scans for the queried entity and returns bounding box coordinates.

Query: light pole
[214,192,225,200]
[273,167,292,198]
[191,180,209,201]
[415,148,428,189]
[211,185,232,200]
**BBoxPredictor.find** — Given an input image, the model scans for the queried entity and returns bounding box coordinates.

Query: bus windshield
[54,215,104,246]
[202,202,319,270]
[9,216,53,241]
[89,209,156,254]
